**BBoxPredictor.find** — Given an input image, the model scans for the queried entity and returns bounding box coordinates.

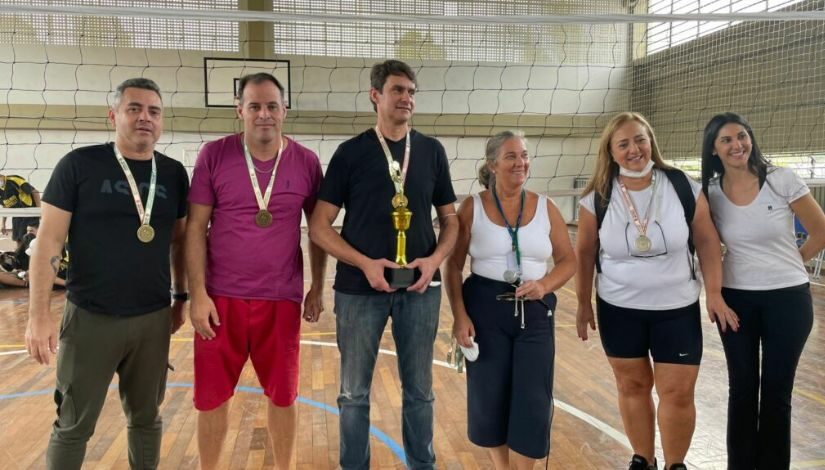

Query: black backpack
[593,168,697,279]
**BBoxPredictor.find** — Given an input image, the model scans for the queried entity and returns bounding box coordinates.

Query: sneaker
[667,465,687,470]
[629,454,658,470]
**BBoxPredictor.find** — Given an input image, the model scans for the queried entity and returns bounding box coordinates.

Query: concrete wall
[632,0,825,161]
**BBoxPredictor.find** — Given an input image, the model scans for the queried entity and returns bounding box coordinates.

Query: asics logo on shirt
[99,179,168,199]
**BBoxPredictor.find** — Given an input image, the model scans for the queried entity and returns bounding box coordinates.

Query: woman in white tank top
[444,131,576,468]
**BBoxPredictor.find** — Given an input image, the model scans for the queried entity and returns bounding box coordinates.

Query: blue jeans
[334,288,441,470]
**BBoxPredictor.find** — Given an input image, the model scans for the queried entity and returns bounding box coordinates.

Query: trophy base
[385,267,418,289]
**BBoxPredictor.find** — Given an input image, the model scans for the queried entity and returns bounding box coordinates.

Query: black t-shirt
[42,143,189,316]
[318,128,456,294]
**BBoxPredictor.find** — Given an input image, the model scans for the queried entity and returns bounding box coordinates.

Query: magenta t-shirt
[189,134,322,303]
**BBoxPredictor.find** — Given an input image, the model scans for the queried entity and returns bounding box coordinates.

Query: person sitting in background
[0,220,66,288]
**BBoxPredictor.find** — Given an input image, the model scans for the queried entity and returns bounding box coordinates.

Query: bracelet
[171,291,189,301]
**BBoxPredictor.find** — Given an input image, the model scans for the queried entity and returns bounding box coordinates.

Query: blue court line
[0,383,408,466]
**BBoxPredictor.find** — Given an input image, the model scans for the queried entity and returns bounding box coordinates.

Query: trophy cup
[386,197,416,288]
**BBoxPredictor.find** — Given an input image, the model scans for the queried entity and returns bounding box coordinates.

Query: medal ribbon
[375,126,410,194]
[491,184,526,272]
[112,143,156,228]
[243,136,285,213]
[616,170,658,238]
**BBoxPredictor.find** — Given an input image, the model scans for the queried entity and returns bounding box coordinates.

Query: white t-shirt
[579,169,701,310]
[708,167,810,290]
[469,193,552,282]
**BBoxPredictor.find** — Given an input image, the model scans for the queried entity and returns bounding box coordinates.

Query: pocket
[54,385,77,428]
[157,366,168,406]
[543,292,558,315]
[58,303,80,343]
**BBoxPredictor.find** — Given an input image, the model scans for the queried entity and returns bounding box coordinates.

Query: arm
[308,200,398,293]
[25,202,71,365]
[574,207,598,340]
[33,190,42,207]
[791,193,825,262]
[515,198,577,299]
[302,231,328,323]
[692,193,738,332]
[185,202,220,340]
[444,197,474,347]
[406,202,459,293]
[169,217,187,334]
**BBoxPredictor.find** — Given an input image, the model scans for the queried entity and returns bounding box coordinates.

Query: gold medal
[635,235,652,252]
[255,209,273,227]
[391,193,408,209]
[137,224,155,243]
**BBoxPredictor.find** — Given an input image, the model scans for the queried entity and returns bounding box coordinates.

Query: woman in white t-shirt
[576,112,738,470]
[701,112,825,470]
[445,130,576,469]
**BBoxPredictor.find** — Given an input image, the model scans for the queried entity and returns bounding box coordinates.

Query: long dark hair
[701,112,770,196]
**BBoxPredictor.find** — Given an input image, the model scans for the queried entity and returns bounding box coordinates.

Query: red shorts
[194,295,301,410]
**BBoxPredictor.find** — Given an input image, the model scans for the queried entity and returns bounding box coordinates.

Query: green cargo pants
[47,301,172,470]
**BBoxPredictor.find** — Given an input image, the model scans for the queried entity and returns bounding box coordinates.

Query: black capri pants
[462,273,557,459]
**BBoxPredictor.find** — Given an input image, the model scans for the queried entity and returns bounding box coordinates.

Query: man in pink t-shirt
[185,72,326,470]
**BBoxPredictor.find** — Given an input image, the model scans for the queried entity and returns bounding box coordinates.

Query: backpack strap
[592,169,697,279]
[593,178,613,274]
[663,168,697,280]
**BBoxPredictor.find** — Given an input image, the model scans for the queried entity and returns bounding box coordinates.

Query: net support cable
[1,4,825,25]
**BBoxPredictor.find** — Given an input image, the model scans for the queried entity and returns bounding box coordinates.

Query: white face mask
[619,159,655,178]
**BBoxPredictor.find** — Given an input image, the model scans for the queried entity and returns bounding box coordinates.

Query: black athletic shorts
[596,296,702,365]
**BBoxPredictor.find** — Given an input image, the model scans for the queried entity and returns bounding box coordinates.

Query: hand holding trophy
[376,127,418,288]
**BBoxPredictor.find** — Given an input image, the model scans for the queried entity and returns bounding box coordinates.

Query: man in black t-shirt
[24,78,189,470]
[309,59,458,469]
[0,173,41,246]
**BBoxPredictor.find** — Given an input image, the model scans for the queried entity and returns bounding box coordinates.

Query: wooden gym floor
[0,234,823,469]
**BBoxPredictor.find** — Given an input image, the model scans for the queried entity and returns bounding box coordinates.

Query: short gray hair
[478,130,527,189]
[112,78,162,108]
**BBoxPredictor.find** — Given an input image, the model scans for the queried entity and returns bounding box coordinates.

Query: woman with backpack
[575,112,738,470]
[701,112,825,470]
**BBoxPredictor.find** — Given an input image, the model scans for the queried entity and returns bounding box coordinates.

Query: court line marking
[299,339,633,450]
[791,460,825,469]
[0,340,632,452]
[5,342,825,466]
[0,383,407,464]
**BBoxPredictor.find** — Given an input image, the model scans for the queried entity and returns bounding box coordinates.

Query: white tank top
[469,193,552,282]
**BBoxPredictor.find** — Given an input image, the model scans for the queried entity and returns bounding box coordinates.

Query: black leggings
[719,283,813,470]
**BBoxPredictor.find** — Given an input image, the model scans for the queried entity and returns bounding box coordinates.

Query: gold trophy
[386,193,416,288]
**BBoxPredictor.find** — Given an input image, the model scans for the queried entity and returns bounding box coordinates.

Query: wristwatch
[171,292,189,301]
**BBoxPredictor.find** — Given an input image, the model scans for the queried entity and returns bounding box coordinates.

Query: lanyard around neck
[616,171,658,236]
[375,126,410,195]
[112,143,156,227]
[492,184,526,269]
[243,137,285,211]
